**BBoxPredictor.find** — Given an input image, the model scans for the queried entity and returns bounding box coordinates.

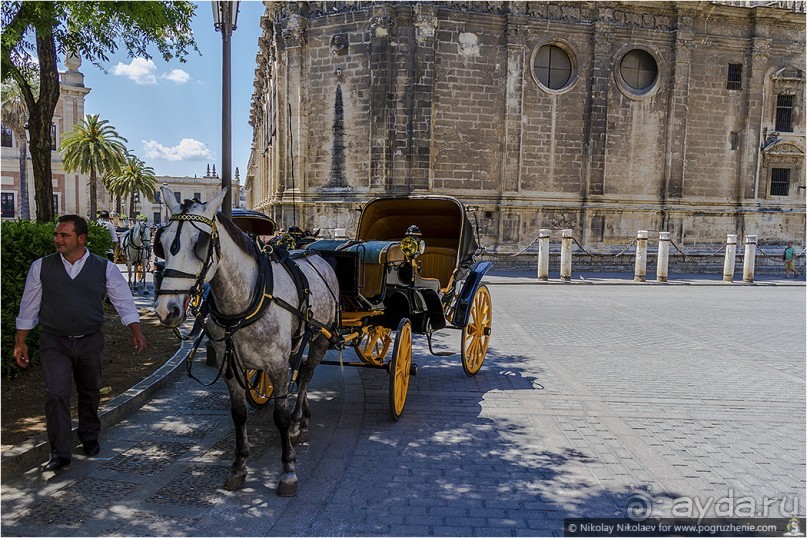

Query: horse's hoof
[277,479,298,497]
[224,473,246,491]
[297,430,309,444]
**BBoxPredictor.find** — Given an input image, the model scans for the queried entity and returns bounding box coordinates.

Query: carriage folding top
[303,195,490,337]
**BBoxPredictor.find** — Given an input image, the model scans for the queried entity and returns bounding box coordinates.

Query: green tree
[60,113,128,218]
[1,79,35,219]
[1,1,197,222]
[105,153,157,217]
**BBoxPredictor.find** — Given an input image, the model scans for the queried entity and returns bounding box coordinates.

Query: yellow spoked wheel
[245,369,273,409]
[461,285,491,376]
[354,326,392,365]
[389,318,412,421]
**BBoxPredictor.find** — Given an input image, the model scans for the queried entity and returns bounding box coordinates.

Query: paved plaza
[1,279,805,536]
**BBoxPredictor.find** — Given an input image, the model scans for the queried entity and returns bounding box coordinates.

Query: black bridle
[153,212,220,299]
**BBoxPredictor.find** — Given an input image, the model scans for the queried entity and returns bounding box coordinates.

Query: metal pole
[537,228,550,281]
[634,230,648,282]
[221,2,233,218]
[657,231,670,282]
[723,234,737,283]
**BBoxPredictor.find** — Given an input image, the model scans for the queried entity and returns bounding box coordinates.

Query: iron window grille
[727,63,742,90]
[1,192,15,218]
[775,95,793,132]
[770,168,791,196]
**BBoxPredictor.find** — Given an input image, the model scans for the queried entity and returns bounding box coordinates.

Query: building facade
[139,167,224,226]
[247,0,805,255]
[1,54,93,219]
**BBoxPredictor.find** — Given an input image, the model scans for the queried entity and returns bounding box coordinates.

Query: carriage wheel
[245,369,273,409]
[354,325,392,365]
[461,285,491,376]
[388,318,412,421]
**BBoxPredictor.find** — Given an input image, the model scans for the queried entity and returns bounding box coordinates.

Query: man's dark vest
[40,252,107,336]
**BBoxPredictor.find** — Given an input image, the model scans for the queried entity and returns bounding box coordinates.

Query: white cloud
[143,138,213,161]
[162,69,191,84]
[113,58,157,85]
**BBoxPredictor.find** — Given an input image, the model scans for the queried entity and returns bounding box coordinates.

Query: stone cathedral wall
[247,1,805,265]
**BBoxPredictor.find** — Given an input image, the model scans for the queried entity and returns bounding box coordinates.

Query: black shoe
[43,457,71,472]
[82,440,100,457]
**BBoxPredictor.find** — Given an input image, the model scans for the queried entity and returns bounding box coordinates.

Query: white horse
[119,220,151,294]
[153,186,339,495]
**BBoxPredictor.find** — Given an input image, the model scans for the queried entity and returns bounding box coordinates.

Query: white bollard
[743,235,756,283]
[560,229,573,282]
[537,229,550,281]
[723,234,737,283]
[634,230,648,282]
[657,231,670,282]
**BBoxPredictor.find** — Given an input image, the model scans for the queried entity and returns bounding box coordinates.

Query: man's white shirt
[16,248,140,331]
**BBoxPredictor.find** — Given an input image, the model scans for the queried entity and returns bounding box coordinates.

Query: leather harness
[155,211,339,397]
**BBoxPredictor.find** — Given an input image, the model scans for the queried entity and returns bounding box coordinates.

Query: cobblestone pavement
[1,283,804,536]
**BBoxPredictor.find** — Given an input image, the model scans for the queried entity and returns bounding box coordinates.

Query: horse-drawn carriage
[152,188,492,494]
[298,195,492,418]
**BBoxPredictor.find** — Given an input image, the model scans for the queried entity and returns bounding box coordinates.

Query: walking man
[13,215,147,472]
[784,241,799,279]
[98,210,118,262]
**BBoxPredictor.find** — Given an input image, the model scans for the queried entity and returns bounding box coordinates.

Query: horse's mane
[216,210,258,257]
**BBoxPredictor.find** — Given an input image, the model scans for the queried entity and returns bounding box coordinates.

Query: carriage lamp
[400,225,426,262]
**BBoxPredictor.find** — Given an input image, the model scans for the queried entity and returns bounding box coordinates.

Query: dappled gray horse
[152,186,339,495]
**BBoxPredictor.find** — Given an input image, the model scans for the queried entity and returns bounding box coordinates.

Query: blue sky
[73,1,266,179]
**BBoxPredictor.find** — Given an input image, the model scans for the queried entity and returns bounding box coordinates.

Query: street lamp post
[212,0,239,218]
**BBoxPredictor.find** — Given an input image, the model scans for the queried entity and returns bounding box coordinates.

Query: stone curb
[483,274,806,286]
[484,278,805,286]
[0,338,193,482]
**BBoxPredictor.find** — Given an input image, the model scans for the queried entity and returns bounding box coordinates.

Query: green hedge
[1,219,112,378]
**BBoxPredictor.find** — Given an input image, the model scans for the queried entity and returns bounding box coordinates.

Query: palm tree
[1,80,34,219]
[60,114,128,218]
[105,154,157,217]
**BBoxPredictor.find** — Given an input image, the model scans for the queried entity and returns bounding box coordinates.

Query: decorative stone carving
[330,33,348,56]
[526,3,546,17]
[414,5,437,45]
[370,15,394,38]
[280,3,306,47]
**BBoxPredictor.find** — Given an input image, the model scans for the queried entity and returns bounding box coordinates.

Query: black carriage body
[305,195,491,335]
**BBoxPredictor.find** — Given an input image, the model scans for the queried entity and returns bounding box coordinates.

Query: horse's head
[154,186,228,327]
[130,220,151,248]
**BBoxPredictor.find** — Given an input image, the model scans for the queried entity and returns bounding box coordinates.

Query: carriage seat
[355,241,403,299]
[303,239,404,300]
[418,246,457,292]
